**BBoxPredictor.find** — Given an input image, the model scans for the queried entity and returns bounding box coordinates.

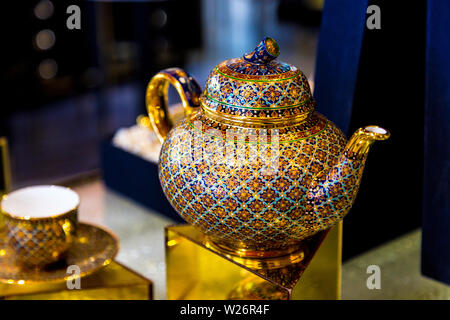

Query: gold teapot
[146,37,389,258]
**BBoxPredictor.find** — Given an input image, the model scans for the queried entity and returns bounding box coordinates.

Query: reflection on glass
[35,29,55,51]
[34,0,54,20]
[38,59,58,80]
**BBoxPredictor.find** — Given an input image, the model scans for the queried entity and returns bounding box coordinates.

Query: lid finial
[244,37,280,64]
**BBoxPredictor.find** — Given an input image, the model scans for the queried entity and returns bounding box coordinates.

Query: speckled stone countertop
[342,230,449,299]
[73,180,450,300]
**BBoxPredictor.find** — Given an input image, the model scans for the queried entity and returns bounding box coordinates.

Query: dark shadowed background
[0,0,437,264]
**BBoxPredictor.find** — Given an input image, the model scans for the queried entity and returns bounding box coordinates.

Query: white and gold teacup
[0,185,79,268]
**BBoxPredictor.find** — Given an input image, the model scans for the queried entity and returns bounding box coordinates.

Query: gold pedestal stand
[165,223,342,300]
[0,261,152,300]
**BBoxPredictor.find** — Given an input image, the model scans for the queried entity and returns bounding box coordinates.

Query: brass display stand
[0,261,153,300]
[0,137,11,197]
[165,223,342,300]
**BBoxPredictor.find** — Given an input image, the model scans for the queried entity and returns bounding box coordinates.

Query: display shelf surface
[72,179,172,300]
[70,179,449,300]
[0,261,152,300]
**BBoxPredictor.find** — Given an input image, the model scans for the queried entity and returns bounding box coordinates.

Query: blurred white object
[308,73,315,94]
[113,103,184,163]
[112,124,161,163]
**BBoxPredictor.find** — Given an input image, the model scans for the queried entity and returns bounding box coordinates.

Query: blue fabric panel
[313,0,368,134]
[101,139,183,223]
[421,0,450,285]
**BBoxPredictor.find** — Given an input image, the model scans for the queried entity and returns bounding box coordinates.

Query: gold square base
[0,261,153,300]
[165,223,342,300]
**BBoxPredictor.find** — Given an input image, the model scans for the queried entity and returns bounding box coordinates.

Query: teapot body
[147,38,389,256]
[159,110,347,252]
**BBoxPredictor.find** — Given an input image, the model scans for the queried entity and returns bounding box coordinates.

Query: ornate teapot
[146,37,389,258]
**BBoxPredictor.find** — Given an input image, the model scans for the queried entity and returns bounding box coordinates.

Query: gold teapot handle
[145,68,202,142]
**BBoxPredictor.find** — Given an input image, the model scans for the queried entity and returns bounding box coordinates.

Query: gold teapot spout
[306,126,390,230]
[345,126,390,158]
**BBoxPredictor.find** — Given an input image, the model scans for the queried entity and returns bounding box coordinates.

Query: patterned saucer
[0,223,119,284]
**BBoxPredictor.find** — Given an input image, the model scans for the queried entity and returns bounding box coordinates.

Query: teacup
[0,185,79,268]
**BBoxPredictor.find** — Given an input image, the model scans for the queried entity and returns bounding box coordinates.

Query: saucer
[0,223,119,284]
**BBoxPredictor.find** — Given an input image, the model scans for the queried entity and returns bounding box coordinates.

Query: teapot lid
[202,37,315,124]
